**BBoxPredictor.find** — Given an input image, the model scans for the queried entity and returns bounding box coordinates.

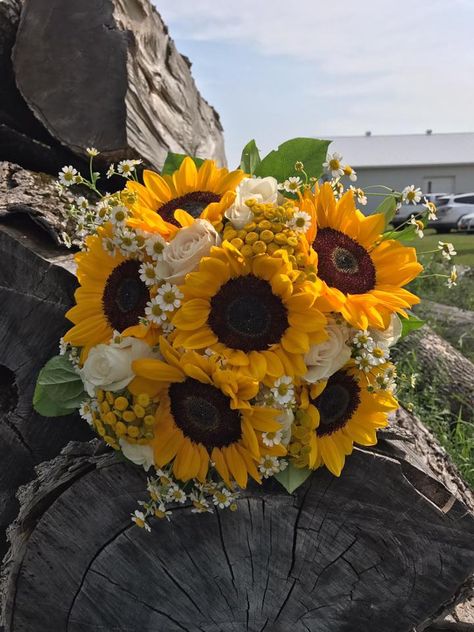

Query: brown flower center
[157,191,221,226]
[169,378,242,449]
[208,275,289,352]
[312,370,361,436]
[102,260,150,332]
[313,228,376,294]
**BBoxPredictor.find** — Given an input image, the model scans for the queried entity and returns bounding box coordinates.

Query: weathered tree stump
[12,0,226,169]
[1,434,473,632]
[394,326,474,422]
[0,171,92,559]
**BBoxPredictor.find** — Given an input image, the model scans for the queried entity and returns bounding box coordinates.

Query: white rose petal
[158,219,221,284]
[225,176,280,229]
[304,321,351,383]
[370,314,402,349]
[278,408,294,446]
[119,439,154,471]
[81,338,156,397]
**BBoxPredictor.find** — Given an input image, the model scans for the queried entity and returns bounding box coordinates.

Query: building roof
[328,132,474,168]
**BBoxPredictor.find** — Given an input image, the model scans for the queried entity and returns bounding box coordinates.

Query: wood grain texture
[1,439,473,632]
[13,0,226,169]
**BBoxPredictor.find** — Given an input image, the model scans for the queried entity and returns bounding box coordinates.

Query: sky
[156,0,474,167]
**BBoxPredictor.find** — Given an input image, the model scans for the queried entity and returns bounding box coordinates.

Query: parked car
[458,211,474,232]
[432,192,474,232]
[391,193,448,229]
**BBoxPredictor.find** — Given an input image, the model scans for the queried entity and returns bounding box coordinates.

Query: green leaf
[33,355,86,417]
[274,463,312,493]
[240,139,261,175]
[400,313,425,338]
[376,195,398,229]
[254,137,331,183]
[161,152,205,176]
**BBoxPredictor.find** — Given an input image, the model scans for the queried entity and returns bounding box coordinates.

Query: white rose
[304,321,351,383]
[370,313,402,348]
[225,176,280,229]
[119,439,154,471]
[81,337,156,397]
[156,219,221,284]
[278,408,294,446]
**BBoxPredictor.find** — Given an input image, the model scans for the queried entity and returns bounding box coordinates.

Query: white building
[329,132,474,212]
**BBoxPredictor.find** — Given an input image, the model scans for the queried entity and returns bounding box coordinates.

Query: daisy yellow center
[163,291,176,304]
[157,191,221,226]
[329,159,340,170]
[102,260,150,331]
[313,370,361,436]
[313,228,376,294]
[208,275,289,352]
[169,378,242,450]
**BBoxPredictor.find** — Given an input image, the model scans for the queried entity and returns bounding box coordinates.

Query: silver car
[458,211,474,232]
[433,192,474,232]
[391,193,448,229]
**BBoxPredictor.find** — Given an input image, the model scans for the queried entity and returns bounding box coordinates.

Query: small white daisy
[349,186,368,206]
[156,282,183,312]
[145,234,167,260]
[409,215,424,238]
[58,165,78,187]
[290,210,311,233]
[117,228,139,253]
[166,485,187,504]
[117,159,142,177]
[352,330,374,350]
[258,455,281,478]
[354,351,373,373]
[190,493,213,514]
[79,400,94,426]
[447,265,457,288]
[402,185,423,205]
[75,196,89,211]
[423,199,438,221]
[58,337,68,356]
[262,430,283,447]
[282,176,303,194]
[145,297,167,324]
[438,241,457,261]
[323,152,344,178]
[110,205,128,225]
[139,262,159,286]
[131,510,151,531]
[370,345,389,366]
[212,488,233,509]
[343,165,357,181]
[106,164,115,179]
[154,503,172,521]
[271,376,294,405]
[86,147,99,157]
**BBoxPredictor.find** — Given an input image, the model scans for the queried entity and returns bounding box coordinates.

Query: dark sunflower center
[313,370,361,436]
[208,275,289,352]
[157,191,221,226]
[313,228,376,294]
[169,378,242,450]
[102,260,150,332]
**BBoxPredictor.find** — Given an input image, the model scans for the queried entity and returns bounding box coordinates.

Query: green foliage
[375,195,398,229]
[239,139,261,174]
[161,152,205,176]
[33,355,86,417]
[400,313,425,338]
[254,138,330,183]
[274,462,312,493]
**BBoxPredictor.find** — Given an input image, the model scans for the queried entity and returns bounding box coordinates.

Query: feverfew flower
[106,164,115,179]
[190,493,213,514]
[58,165,78,187]
[352,330,375,350]
[145,234,167,260]
[131,510,151,531]
[438,241,457,261]
[139,262,160,286]
[154,503,172,521]
[212,488,233,509]
[166,485,187,504]
[323,152,344,178]
[354,351,373,373]
[79,400,94,426]
[424,199,438,220]
[116,227,139,253]
[117,159,142,177]
[110,205,128,225]
[409,215,424,238]
[282,176,303,194]
[370,345,389,366]
[76,196,89,211]
[86,147,99,157]
[447,265,458,288]
[402,185,423,205]
[350,186,368,206]
[259,455,283,478]
[343,165,357,181]
[290,210,311,233]
[156,282,183,312]
[145,297,166,324]
[271,376,294,405]
[262,430,283,447]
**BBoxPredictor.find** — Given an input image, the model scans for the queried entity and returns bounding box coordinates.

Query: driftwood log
[12,0,226,170]
[395,326,474,422]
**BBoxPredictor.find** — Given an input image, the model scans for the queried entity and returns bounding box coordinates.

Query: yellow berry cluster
[223,201,304,261]
[92,390,158,450]
[287,408,318,468]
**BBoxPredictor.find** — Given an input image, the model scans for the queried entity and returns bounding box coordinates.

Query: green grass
[405,228,474,266]
[395,348,474,487]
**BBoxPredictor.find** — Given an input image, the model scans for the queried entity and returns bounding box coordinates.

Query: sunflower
[63,229,154,351]
[131,338,286,488]
[126,157,245,239]
[171,242,327,380]
[290,364,398,476]
[300,183,423,330]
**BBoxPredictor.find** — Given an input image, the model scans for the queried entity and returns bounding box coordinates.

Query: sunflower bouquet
[34,137,436,530]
